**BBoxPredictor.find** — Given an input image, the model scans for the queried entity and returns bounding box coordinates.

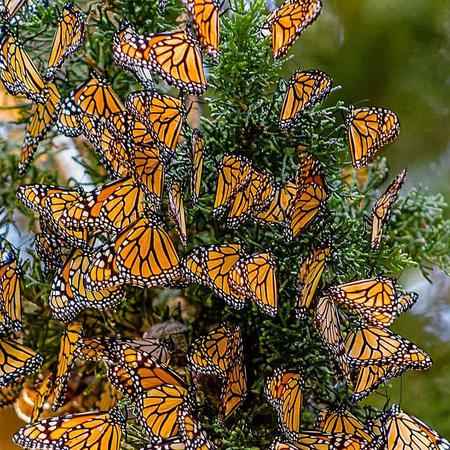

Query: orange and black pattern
[346,105,400,168]
[371,168,407,250]
[46,3,85,80]
[261,0,322,59]
[369,404,450,450]
[13,407,126,450]
[186,0,220,60]
[280,69,333,130]
[113,23,207,94]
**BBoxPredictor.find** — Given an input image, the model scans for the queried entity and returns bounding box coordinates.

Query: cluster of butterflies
[0,0,447,449]
[15,177,279,321]
[213,151,328,242]
[312,277,432,402]
[0,240,44,397]
[11,322,215,449]
[265,366,449,449]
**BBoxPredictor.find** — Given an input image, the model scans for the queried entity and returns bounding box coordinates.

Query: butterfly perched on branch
[346,105,400,168]
[261,0,322,59]
[113,22,207,94]
[188,322,247,421]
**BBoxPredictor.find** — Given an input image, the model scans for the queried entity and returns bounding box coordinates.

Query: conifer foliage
[0,0,449,449]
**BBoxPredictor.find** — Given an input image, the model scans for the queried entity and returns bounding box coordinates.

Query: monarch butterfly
[0,0,26,19]
[46,3,85,80]
[190,128,205,204]
[395,291,419,317]
[315,407,374,443]
[168,180,188,245]
[186,0,220,60]
[14,374,53,423]
[371,168,407,250]
[261,0,322,59]
[53,322,83,411]
[369,404,450,450]
[344,324,432,369]
[269,433,372,450]
[187,323,247,421]
[0,259,22,335]
[0,339,43,388]
[296,246,331,318]
[350,363,410,402]
[76,336,173,365]
[130,143,166,208]
[253,181,297,224]
[16,183,81,214]
[183,243,245,310]
[34,231,69,277]
[126,90,185,154]
[188,322,242,377]
[327,277,408,328]
[107,346,195,441]
[86,216,181,291]
[73,336,108,362]
[0,34,48,103]
[228,252,279,316]
[19,82,61,175]
[59,177,146,234]
[13,406,126,450]
[213,154,253,218]
[265,369,304,440]
[285,153,327,242]
[49,249,125,323]
[295,150,324,187]
[219,354,247,421]
[226,169,276,229]
[179,406,218,448]
[72,72,125,119]
[346,105,400,169]
[113,23,207,95]
[313,295,350,381]
[16,184,88,246]
[57,73,125,135]
[279,69,333,131]
[98,113,163,202]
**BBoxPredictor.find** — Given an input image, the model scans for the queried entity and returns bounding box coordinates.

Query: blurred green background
[1,0,450,447]
[295,0,450,439]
